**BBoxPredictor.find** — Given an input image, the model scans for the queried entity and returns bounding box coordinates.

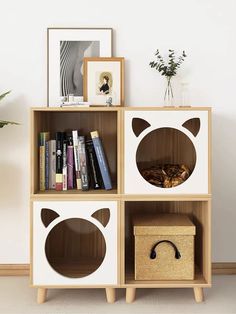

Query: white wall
[0,0,235,263]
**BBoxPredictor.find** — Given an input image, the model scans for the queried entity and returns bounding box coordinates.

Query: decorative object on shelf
[47,28,113,107]
[133,214,195,280]
[83,57,125,106]
[0,91,19,128]
[149,49,187,106]
[106,96,113,106]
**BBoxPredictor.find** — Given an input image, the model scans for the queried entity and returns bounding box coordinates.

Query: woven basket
[134,214,196,280]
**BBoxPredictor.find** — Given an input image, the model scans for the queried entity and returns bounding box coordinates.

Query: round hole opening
[45,218,106,278]
[136,127,196,188]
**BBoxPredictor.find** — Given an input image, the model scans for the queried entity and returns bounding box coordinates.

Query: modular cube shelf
[30,106,211,304]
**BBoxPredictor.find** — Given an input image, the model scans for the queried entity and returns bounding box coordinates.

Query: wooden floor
[0,276,236,313]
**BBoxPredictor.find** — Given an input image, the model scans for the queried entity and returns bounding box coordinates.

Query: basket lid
[133,214,196,236]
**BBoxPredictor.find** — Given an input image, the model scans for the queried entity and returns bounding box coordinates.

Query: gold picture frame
[83,57,125,106]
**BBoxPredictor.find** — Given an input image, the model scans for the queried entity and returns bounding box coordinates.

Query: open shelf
[123,200,211,287]
[31,107,120,195]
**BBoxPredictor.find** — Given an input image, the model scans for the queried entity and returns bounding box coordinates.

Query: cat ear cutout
[182,118,200,137]
[41,208,60,228]
[92,208,110,227]
[132,118,151,137]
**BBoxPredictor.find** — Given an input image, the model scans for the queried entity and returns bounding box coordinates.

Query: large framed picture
[47,28,113,107]
[83,57,124,106]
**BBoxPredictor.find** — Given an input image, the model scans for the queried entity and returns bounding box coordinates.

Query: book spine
[62,139,67,191]
[45,141,49,190]
[91,131,112,190]
[67,136,74,190]
[39,145,45,191]
[39,132,50,191]
[55,132,63,191]
[86,140,102,189]
[72,130,81,190]
[49,140,56,189]
[78,136,89,190]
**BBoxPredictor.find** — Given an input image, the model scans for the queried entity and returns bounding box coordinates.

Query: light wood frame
[30,106,211,304]
[83,57,125,106]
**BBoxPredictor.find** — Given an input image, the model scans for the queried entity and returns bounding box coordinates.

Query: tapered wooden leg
[37,288,47,304]
[105,288,116,303]
[193,287,204,303]
[126,287,136,303]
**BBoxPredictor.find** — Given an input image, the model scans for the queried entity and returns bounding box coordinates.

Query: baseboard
[0,264,29,276]
[212,263,236,275]
[0,263,236,276]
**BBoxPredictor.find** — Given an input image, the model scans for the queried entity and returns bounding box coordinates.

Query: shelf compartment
[122,200,211,286]
[31,200,118,286]
[31,108,120,195]
[124,109,210,195]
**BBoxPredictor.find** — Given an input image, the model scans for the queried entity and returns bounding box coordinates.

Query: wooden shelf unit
[30,106,211,304]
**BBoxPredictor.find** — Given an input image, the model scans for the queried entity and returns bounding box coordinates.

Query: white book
[72,130,81,190]
[48,140,56,189]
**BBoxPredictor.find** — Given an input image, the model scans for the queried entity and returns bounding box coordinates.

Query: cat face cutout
[41,207,110,278]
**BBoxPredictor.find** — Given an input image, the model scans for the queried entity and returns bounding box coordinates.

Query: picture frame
[83,57,125,106]
[47,28,113,107]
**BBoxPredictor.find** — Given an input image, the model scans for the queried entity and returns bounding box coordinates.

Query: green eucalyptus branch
[149,49,187,78]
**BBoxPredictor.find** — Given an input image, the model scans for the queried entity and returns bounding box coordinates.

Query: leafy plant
[149,49,187,103]
[0,91,19,128]
[149,49,187,77]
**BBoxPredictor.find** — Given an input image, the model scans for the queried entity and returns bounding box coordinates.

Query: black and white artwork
[60,41,100,97]
[47,28,112,107]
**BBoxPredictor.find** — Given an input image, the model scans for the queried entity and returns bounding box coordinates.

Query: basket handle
[150,240,181,260]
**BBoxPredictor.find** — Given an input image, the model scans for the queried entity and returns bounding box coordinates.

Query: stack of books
[39,130,112,191]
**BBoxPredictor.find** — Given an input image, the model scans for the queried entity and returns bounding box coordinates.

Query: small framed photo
[83,57,124,106]
[47,28,113,107]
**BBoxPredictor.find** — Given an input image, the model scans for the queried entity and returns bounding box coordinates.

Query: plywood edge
[124,107,212,111]
[31,107,122,112]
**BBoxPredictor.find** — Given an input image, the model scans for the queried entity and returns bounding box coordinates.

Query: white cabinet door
[124,110,209,195]
[32,201,118,286]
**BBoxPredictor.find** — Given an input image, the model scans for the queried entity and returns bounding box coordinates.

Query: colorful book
[78,136,89,190]
[67,134,74,190]
[45,141,49,190]
[62,138,67,191]
[72,130,82,190]
[39,132,50,191]
[90,131,112,190]
[48,139,56,189]
[55,132,63,191]
[86,139,102,189]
